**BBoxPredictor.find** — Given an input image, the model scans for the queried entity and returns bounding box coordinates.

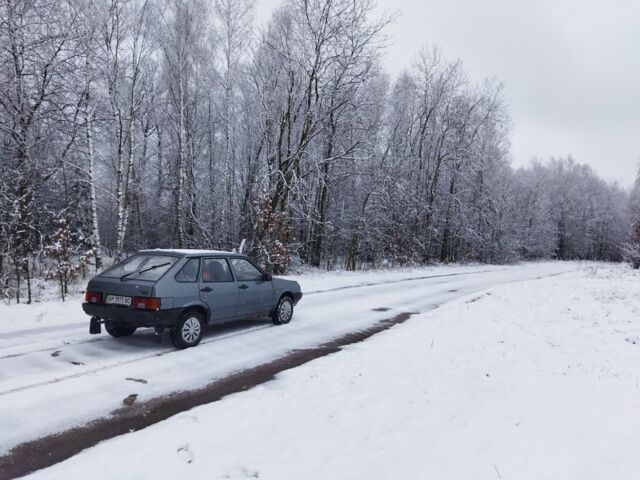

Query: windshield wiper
[120,262,171,281]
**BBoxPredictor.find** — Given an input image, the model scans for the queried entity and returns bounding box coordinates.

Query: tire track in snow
[300,267,507,295]
[0,324,272,397]
[0,337,105,360]
[0,322,86,341]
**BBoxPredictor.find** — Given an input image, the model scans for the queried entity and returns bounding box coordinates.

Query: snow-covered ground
[0,262,575,460]
[17,262,640,479]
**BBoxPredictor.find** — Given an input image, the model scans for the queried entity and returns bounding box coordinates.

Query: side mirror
[263,273,273,281]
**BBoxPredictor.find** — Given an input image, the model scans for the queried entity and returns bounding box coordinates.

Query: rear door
[199,257,238,322]
[229,257,274,317]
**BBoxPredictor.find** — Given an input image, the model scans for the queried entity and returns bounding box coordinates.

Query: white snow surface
[17,262,640,479]
[0,262,584,468]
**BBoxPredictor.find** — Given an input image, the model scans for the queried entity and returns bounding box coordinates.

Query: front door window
[229,258,263,281]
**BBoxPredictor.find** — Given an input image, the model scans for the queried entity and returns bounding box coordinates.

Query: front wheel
[105,321,137,338]
[272,296,293,325]
[171,310,205,349]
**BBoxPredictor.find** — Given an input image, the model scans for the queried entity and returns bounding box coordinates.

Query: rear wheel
[105,321,137,338]
[272,296,293,325]
[171,310,205,349]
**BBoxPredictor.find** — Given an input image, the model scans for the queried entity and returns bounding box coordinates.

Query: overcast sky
[256,0,640,186]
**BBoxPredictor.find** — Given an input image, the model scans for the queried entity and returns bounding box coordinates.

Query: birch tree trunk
[85,107,103,271]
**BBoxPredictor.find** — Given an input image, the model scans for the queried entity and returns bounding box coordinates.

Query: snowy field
[12,262,640,479]
[6,263,640,479]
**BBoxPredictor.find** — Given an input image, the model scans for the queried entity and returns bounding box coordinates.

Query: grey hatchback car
[82,249,302,349]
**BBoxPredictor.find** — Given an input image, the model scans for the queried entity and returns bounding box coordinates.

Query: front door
[229,258,274,317]
[199,257,238,322]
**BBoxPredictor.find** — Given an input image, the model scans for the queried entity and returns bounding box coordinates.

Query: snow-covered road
[0,263,574,458]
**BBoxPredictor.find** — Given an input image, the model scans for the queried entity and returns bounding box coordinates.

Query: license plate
[105,294,131,306]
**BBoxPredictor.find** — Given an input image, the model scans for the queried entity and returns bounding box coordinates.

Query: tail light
[133,296,161,311]
[85,290,103,304]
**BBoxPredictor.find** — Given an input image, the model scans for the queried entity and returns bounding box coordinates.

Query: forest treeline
[0,0,632,302]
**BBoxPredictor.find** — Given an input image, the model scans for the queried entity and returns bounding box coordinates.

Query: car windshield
[100,254,179,281]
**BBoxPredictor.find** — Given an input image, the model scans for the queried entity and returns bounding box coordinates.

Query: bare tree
[0,0,83,301]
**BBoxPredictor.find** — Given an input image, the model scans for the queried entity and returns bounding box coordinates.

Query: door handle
[200,287,212,293]
[239,284,249,290]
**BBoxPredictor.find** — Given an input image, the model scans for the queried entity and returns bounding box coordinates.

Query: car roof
[139,248,245,257]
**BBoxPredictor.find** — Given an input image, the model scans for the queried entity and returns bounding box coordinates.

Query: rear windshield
[100,254,179,281]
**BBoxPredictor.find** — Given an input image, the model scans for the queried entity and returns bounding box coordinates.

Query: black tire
[105,321,137,338]
[171,310,205,349]
[272,295,294,325]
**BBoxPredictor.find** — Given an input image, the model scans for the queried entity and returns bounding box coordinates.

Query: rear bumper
[292,291,303,305]
[82,303,180,328]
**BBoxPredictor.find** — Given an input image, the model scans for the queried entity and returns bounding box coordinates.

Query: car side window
[175,258,200,282]
[230,258,264,281]
[202,258,233,283]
